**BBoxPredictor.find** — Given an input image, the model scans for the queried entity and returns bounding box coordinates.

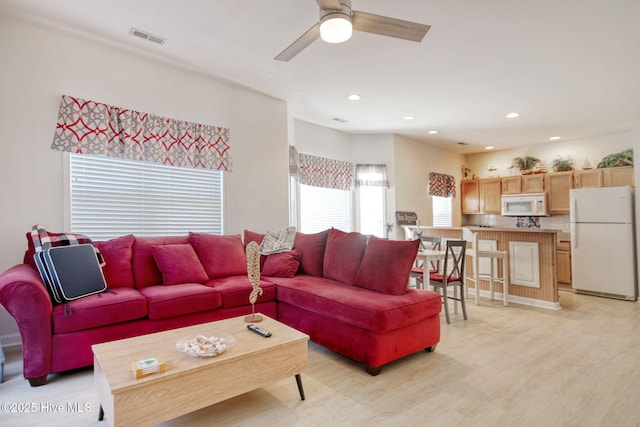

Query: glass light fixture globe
[320,15,352,43]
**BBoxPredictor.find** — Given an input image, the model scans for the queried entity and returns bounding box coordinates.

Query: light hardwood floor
[2,290,639,427]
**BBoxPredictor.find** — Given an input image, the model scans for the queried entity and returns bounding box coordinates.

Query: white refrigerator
[570,185,637,301]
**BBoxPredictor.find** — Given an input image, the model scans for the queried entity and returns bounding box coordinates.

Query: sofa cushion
[354,236,420,295]
[293,229,329,277]
[271,275,442,333]
[204,276,276,308]
[94,235,135,288]
[133,235,189,288]
[138,283,222,320]
[322,228,367,285]
[189,233,247,279]
[52,288,147,334]
[262,249,302,278]
[151,244,208,286]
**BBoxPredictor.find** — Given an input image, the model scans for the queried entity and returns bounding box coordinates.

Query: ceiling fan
[275,0,431,61]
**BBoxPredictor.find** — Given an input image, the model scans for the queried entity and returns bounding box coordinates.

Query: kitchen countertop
[408,225,561,234]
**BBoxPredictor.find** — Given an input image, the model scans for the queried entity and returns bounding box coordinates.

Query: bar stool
[462,228,509,306]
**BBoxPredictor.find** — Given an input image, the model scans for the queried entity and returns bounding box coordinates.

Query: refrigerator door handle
[571,223,577,249]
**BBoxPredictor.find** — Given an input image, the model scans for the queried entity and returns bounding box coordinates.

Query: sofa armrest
[0,264,53,380]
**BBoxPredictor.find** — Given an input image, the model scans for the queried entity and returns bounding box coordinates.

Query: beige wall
[0,15,289,343]
[393,135,466,238]
[465,131,632,179]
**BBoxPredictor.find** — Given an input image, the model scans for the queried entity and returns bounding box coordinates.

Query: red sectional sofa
[0,228,442,385]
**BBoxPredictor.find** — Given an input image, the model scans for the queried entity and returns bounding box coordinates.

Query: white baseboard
[1,333,21,349]
[472,289,562,311]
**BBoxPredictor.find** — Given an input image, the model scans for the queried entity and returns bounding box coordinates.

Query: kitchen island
[404,226,560,310]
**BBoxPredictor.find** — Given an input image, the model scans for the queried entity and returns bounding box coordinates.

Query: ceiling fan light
[320,14,352,43]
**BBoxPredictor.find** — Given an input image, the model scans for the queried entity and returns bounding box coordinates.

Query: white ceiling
[2,0,640,154]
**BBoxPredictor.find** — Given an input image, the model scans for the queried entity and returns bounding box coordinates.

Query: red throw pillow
[293,229,329,277]
[262,249,302,278]
[322,228,367,285]
[243,229,265,246]
[354,236,420,295]
[133,235,189,287]
[151,244,208,286]
[94,235,135,288]
[189,232,247,278]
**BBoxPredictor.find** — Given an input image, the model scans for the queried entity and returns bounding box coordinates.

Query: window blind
[299,184,352,233]
[432,196,452,227]
[70,154,223,240]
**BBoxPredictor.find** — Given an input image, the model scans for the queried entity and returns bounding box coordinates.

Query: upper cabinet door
[501,176,522,194]
[480,178,502,214]
[522,174,545,193]
[546,171,574,214]
[603,166,634,187]
[574,169,603,188]
[461,179,480,214]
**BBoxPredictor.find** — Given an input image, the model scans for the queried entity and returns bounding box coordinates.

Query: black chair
[429,240,467,324]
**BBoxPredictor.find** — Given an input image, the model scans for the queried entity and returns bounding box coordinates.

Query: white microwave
[501,193,548,216]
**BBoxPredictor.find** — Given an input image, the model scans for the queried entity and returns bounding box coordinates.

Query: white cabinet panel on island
[508,241,540,288]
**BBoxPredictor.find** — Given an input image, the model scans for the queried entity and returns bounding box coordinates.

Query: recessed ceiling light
[428,130,438,134]
[403,115,415,120]
[485,146,495,150]
[506,112,520,119]
[549,136,561,141]
[347,94,361,101]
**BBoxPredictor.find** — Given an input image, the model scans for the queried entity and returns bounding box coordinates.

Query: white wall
[293,119,354,161]
[466,131,632,179]
[0,15,288,344]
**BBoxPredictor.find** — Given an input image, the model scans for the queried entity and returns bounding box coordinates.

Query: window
[298,183,351,233]
[70,154,223,240]
[358,186,385,237]
[432,196,452,227]
[355,164,388,238]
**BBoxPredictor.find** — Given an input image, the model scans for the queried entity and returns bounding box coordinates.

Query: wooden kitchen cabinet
[480,178,502,214]
[546,171,573,214]
[603,166,634,187]
[574,169,603,188]
[557,240,571,285]
[522,174,545,193]
[501,176,522,194]
[461,179,480,214]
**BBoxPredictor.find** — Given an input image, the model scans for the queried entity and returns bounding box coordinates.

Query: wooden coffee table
[92,314,309,427]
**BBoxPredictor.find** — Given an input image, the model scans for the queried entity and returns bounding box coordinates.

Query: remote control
[247,324,272,337]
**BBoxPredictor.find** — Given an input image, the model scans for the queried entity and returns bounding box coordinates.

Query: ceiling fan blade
[316,0,342,10]
[352,10,430,42]
[274,23,321,61]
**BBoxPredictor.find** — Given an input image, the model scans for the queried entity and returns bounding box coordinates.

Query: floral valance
[51,95,232,171]
[298,152,354,191]
[428,172,456,198]
[355,164,389,188]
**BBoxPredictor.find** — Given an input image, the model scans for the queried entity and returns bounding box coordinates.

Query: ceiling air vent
[457,142,469,146]
[332,117,348,123]
[129,27,166,45]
